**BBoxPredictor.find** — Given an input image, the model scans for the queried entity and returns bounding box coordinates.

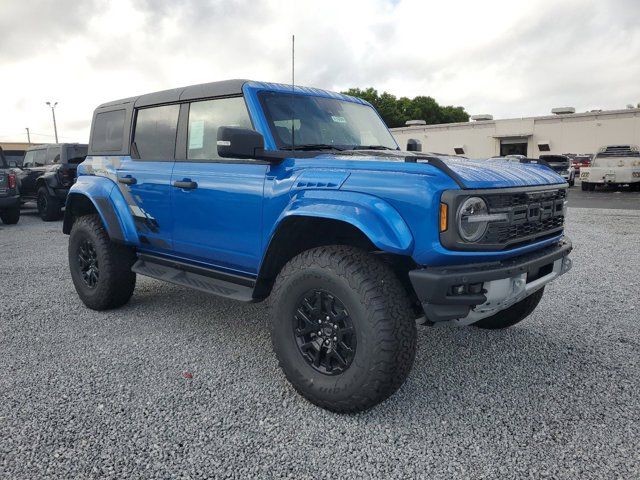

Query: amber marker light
[439,203,448,232]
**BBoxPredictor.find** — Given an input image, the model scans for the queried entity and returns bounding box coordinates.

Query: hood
[333,150,566,189]
[441,157,565,189]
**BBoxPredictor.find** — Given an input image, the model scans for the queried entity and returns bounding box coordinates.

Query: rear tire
[581,181,589,191]
[0,205,20,224]
[472,288,545,330]
[269,246,417,413]
[37,186,62,221]
[69,214,136,310]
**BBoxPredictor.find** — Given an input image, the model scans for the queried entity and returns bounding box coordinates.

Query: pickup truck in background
[580,145,640,191]
[0,147,20,225]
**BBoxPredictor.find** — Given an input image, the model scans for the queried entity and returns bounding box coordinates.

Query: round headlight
[457,197,489,242]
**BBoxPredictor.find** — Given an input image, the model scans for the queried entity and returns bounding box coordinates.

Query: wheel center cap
[322,326,333,336]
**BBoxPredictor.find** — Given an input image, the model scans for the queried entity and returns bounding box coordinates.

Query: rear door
[115,105,179,252]
[170,97,267,275]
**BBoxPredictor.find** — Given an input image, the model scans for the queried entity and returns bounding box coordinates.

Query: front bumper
[0,194,20,209]
[409,237,573,324]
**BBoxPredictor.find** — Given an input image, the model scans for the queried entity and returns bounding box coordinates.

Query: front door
[170,97,266,276]
[115,104,180,252]
[18,149,47,198]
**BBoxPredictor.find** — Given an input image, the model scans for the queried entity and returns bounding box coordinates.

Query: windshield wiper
[280,144,347,151]
[351,145,396,151]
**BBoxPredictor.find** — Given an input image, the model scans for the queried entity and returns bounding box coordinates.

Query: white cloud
[1,0,638,143]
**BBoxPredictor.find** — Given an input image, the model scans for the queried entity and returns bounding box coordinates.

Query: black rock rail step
[132,253,255,302]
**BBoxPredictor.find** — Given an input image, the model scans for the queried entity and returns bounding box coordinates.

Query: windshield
[259,92,398,151]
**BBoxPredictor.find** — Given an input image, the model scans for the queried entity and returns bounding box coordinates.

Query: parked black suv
[0,147,20,224]
[18,143,87,220]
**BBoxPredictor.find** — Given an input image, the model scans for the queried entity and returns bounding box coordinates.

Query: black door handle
[173,180,198,190]
[118,176,137,185]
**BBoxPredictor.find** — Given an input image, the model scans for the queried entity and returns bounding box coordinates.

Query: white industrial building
[390,107,640,158]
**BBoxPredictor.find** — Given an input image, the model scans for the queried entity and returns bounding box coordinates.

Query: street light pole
[46,101,59,143]
[25,127,31,144]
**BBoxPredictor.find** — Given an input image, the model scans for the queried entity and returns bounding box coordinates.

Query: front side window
[187,97,252,160]
[259,92,398,151]
[34,149,47,166]
[23,151,35,168]
[133,105,180,160]
[93,110,126,152]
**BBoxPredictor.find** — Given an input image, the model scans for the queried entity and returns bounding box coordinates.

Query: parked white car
[580,145,640,191]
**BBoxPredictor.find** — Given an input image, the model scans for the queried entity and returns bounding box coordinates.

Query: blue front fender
[64,176,139,245]
[275,190,414,255]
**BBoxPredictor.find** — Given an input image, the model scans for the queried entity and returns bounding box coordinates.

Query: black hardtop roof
[26,143,88,151]
[96,79,251,110]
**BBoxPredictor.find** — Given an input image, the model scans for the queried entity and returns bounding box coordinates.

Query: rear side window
[66,145,88,164]
[133,105,180,160]
[92,110,126,152]
[47,146,62,164]
[187,97,252,160]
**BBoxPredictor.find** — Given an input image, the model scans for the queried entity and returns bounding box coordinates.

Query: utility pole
[46,101,59,143]
[25,127,31,144]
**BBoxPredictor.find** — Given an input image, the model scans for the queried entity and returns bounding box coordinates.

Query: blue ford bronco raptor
[64,80,572,412]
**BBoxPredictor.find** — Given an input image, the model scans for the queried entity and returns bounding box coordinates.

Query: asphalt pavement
[0,206,638,479]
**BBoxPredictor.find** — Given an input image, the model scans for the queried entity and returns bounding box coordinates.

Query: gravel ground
[1,208,639,479]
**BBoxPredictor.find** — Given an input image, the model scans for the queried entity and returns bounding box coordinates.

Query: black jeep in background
[0,147,20,225]
[18,144,87,221]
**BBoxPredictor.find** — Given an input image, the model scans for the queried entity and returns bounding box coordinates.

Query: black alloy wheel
[77,239,99,288]
[293,289,356,375]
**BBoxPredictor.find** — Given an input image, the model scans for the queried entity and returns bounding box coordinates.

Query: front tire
[37,186,62,221]
[472,288,545,330]
[69,214,136,310]
[269,246,417,413]
[0,205,20,224]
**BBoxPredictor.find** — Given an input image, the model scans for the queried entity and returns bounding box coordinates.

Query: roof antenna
[291,34,295,151]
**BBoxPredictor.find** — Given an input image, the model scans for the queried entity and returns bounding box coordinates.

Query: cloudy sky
[1,0,639,144]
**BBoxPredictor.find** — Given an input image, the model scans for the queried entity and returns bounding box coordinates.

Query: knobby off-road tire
[69,214,136,310]
[0,206,20,224]
[472,287,545,330]
[269,246,417,413]
[37,186,62,221]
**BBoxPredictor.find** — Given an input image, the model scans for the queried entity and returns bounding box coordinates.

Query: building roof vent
[551,107,575,115]
[471,114,493,121]
[405,119,427,126]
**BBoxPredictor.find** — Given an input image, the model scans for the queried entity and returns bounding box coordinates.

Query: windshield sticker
[189,120,205,149]
[331,116,347,123]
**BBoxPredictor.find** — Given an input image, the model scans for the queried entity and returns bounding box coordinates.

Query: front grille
[485,188,566,209]
[440,186,567,251]
[482,188,566,247]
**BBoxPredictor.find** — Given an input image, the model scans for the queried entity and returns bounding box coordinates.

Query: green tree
[342,88,469,127]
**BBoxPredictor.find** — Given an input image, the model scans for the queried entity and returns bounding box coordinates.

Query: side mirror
[8,160,17,168]
[407,138,422,152]
[217,127,265,159]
